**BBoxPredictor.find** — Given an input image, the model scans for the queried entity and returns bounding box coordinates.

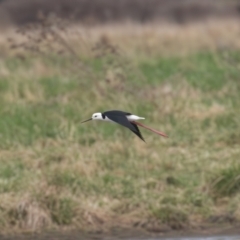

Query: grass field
[0,19,240,233]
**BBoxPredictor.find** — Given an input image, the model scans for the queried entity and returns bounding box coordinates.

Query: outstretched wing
[130,122,145,142]
[104,112,145,142]
[104,113,136,132]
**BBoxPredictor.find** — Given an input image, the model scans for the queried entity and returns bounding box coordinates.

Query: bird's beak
[81,118,92,123]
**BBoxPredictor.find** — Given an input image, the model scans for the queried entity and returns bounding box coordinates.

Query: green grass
[140,52,240,90]
[152,205,188,229]
[46,196,77,225]
[0,34,240,233]
[0,161,26,193]
[211,165,240,197]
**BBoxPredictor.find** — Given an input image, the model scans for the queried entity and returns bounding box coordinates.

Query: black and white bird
[81,110,168,142]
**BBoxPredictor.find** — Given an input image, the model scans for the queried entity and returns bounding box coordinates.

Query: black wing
[130,122,145,142]
[103,110,132,116]
[103,111,145,142]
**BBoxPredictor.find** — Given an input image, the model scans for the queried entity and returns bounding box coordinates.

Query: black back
[103,110,145,142]
[104,110,132,116]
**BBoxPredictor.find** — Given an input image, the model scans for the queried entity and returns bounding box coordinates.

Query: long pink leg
[132,121,168,138]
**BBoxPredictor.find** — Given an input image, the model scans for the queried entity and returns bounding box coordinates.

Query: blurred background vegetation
[0,0,240,235]
[0,0,240,26]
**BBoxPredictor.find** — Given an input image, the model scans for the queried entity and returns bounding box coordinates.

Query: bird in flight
[81,110,168,142]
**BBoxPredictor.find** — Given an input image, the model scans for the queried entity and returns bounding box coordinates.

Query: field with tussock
[0,18,240,234]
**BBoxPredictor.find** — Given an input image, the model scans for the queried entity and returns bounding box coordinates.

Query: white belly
[105,116,114,122]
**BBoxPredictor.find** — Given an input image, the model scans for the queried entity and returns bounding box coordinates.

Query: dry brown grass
[1,18,240,57]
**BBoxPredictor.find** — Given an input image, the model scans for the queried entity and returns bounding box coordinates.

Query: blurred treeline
[0,0,240,26]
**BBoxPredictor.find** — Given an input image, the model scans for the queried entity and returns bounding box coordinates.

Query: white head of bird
[92,112,103,120]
